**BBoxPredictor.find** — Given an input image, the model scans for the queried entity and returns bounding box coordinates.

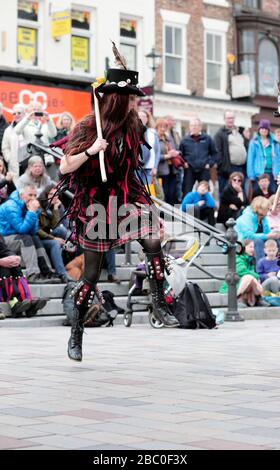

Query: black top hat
[97,68,145,97]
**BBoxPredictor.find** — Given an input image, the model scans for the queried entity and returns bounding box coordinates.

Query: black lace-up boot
[67,279,104,361]
[145,252,179,327]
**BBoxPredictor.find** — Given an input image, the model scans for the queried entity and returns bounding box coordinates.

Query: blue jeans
[104,250,116,276]
[41,239,66,276]
[51,225,68,239]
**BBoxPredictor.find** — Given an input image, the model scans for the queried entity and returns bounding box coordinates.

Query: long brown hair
[65,92,142,156]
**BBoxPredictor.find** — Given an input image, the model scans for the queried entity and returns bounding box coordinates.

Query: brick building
[153,0,280,134]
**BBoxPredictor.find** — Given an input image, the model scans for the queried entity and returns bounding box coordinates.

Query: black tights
[83,238,162,285]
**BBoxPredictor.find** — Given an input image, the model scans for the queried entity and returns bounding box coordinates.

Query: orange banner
[0,80,92,123]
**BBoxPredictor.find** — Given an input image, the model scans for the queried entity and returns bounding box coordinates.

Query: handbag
[171,153,185,169]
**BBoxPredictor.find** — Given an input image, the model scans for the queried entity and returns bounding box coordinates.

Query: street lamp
[145,47,162,93]
[227,53,236,98]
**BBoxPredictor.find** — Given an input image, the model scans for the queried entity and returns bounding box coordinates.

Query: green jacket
[219,253,259,294]
[38,208,60,240]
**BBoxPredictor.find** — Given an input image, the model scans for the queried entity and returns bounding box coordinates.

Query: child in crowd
[253,173,274,199]
[220,239,268,307]
[181,180,216,226]
[256,239,280,294]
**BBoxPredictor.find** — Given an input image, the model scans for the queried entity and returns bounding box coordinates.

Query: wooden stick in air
[93,92,107,183]
[272,183,280,212]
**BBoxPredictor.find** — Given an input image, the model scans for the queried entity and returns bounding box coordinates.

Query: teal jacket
[247,135,280,180]
[235,206,270,241]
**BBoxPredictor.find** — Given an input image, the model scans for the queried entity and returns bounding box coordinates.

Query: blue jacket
[181,191,215,212]
[247,135,280,180]
[235,206,270,241]
[179,133,218,171]
[0,190,39,236]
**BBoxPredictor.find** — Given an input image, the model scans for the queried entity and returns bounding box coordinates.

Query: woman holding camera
[14,101,57,146]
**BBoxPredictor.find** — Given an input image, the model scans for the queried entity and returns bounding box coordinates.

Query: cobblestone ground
[1,320,280,450]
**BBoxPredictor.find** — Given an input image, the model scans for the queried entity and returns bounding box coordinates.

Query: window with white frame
[71,7,91,73]
[164,24,184,85]
[120,18,137,71]
[206,33,223,90]
[17,0,40,66]
[202,17,229,96]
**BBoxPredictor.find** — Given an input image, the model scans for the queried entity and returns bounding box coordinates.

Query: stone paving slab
[1,320,280,450]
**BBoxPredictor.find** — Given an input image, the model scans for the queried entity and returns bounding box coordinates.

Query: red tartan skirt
[77,201,160,252]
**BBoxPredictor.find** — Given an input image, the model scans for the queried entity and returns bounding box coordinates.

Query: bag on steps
[173,282,217,329]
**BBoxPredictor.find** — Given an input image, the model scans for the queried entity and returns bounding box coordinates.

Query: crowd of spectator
[1,99,280,314]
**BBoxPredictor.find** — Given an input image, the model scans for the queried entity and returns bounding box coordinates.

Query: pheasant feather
[111,40,127,69]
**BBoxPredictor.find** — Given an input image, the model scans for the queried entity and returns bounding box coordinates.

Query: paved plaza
[1,320,280,450]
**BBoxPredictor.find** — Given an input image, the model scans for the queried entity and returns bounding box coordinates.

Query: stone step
[29,278,224,299]
[2,307,280,327]
[33,292,228,316]
[114,252,226,266]
[130,239,225,254]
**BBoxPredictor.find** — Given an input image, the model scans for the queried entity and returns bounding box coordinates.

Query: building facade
[234,0,280,127]
[0,0,155,121]
[154,0,261,134]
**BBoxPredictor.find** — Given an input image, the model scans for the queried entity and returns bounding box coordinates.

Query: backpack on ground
[173,282,217,329]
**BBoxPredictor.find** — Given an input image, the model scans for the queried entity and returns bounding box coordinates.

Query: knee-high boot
[145,251,179,327]
[67,279,102,361]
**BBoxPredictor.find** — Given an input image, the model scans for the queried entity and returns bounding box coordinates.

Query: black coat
[0,115,9,155]
[252,187,274,199]
[214,126,232,176]
[217,184,247,225]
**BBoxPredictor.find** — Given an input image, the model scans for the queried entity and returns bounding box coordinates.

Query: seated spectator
[0,157,16,204]
[38,184,70,283]
[220,239,268,307]
[235,196,280,262]
[0,184,59,284]
[267,194,280,231]
[14,101,57,146]
[16,156,53,197]
[181,180,216,226]
[1,103,26,180]
[252,173,274,199]
[54,112,75,141]
[0,234,47,317]
[256,239,280,294]
[217,172,247,226]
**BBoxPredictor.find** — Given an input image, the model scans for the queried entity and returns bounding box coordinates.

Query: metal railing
[125,196,244,322]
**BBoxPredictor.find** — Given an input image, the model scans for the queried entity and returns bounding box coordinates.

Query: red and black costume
[58,63,178,362]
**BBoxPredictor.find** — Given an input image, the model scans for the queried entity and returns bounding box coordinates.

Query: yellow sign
[51,10,71,38]
[17,27,37,66]
[71,35,89,72]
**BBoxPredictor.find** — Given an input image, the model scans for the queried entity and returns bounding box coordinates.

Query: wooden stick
[93,92,107,183]
[272,184,280,212]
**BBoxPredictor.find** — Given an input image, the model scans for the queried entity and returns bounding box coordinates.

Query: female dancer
[58,56,178,362]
